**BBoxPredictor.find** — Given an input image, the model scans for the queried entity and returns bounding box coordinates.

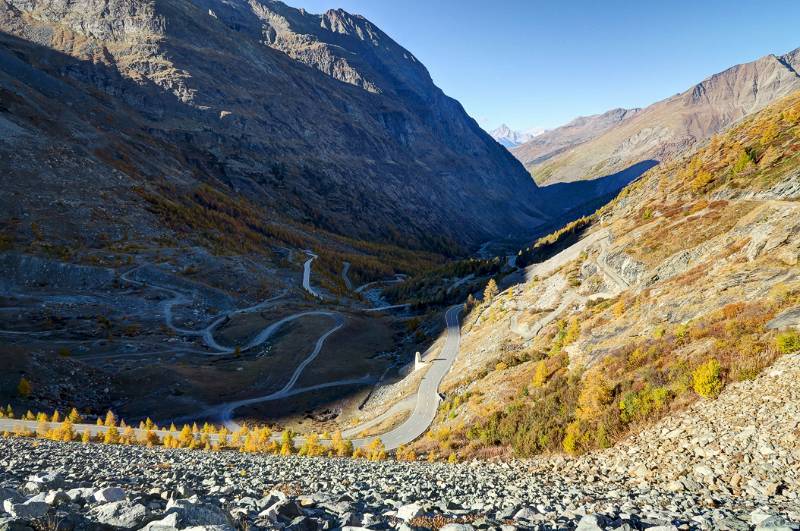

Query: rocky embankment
[1,355,800,531]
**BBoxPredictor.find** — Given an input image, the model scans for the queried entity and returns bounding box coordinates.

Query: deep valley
[1,2,800,530]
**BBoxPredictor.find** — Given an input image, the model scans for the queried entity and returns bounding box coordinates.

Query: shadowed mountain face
[782,47,800,73]
[514,48,800,186]
[538,160,658,220]
[0,0,547,253]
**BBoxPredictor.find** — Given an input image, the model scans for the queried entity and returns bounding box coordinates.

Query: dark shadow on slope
[537,160,659,222]
[471,160,659,259]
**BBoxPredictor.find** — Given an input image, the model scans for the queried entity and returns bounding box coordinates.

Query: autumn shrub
[103,425,120,444]
[619,385,670,423]
[732,149,754,175]
[561,420,582,454]
[279,430,295,456]
[395,445,417,462]
[364,438,387,461]
[298,433,325,457]
[692,359,724,398]
[690,169,715,192]
[776,330,800,354]
[576,369,613,421]
[330,430,353,457]
[468,368,581,457]
[531,360,548,388]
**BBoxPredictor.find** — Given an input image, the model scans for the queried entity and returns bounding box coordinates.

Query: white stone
[395,503,423,521]
[94,487,126,503]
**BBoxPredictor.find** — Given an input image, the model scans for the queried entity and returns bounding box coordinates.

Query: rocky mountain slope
[417,90,800,463]
[0,0,547,255]
[515,48,800,186]
[511,108,640,180]
[2,0,554,428]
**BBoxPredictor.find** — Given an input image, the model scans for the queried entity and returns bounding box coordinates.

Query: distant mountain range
[510,108,640,173]
[489,125,545,148]
[511,47,800,185]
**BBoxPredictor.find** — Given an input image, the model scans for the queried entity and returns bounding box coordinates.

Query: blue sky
[287,0,800,132]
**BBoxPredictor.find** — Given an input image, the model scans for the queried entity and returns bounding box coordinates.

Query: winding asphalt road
[510,229,628,341]
[189,312,347,430]
[363,304,411,313]
[341,261,353,291]
[1,305,464,450]
[3,264,464,450]
[352,305,462,449]
[191,305,463,448]
[523,229,609,281]
[120,267,287,355]
[354,274,406,294]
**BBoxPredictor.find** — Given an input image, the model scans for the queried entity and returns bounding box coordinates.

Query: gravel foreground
[1,355,800,531]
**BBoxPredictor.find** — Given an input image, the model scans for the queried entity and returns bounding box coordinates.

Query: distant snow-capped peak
[490,124,544,148]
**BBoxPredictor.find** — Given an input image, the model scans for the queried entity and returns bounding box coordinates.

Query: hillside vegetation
[418,90,800,460]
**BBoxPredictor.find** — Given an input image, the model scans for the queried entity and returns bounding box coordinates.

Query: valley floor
[1,353,799,530]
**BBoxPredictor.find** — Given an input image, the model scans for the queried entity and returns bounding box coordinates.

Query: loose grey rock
[757,516,800,531]
[396,503,422,521]
[89,500,149,529]
[439,525,474,531]
[44,490,69,506]
[142,512,179,531]
[0,518,33,531]
[166,499,230,527]
[576,514,604,530]
[94,487,126,503]
[0,489,22,505]
[2,500,49,520]
[26,472,63,489]
[512,507,538,521]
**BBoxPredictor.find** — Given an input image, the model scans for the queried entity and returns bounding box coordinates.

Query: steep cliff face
[515,49,800,186]
[0,0,546,253]
[783,47,800,73]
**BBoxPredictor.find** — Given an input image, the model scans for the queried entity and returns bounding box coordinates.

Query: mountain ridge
[510,107,640,177]
[0,0,548,254]
[514,47,800,185]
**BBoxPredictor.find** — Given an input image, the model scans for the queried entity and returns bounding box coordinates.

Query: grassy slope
[413,91,800,460]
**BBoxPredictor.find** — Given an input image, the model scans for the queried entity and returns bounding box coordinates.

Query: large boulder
[88,500,149,529]
[2,500,49,520]
[0,518,34,531]
[395,503,423,522]
[165,499,230,528]
[94,487,126,503]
